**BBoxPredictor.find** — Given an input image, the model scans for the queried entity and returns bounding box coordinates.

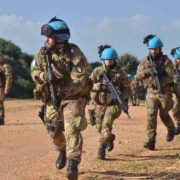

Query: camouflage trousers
[145,93,175,139]
[94,104,121,144]
[45,97,87,163]
[172,94,180,127]
[131,91,140,106]
[0,90,5,119]
[0,101,4,119]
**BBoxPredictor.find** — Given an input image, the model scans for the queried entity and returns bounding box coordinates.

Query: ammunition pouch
[159,76,172,87]
[88,109,96,126]
[44,116,64,133]
[33,83,50,102]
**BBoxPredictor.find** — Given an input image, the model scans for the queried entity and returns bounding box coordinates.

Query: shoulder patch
[31,59,37,70]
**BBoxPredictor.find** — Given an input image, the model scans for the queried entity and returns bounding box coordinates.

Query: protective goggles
[41,24,70,37]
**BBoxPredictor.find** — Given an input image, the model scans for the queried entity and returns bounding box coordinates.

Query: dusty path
[0,100,179,180]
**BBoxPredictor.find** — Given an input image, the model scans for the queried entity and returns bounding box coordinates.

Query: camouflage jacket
[90,63,130,105]
[130,78,142,92]
[31,43,89,100]
[0,63,13,92]
[173,61,180,76]
[137,54,178,94]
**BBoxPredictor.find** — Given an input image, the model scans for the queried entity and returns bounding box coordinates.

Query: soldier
[0,53,12,125]
[130,76,143,106]
[171,47,180,135]
[90,45,130,160]
[137,35,179,150]
[127,74,134,104]
[31,17,88,179]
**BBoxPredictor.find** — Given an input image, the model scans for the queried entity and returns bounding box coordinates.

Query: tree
[117,53,139,75]
[0,38,34,98]
[87,61,101,74]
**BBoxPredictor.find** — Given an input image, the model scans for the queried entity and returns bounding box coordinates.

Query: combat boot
[0,118,4,125]
[107,134,115,152]
[144,138,155,150]
[38,104,45,124]
[174,126,180,135]
[67,159,78,180]
[56,150,67,170]
[166,129,175,142]
[98,143,107,160]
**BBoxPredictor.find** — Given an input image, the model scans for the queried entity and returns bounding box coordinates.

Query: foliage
[87,61,101,74]
[117,53,140,75]
[0,38,34,98]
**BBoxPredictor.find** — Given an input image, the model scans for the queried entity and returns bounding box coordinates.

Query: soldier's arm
[4,64,13,93]
[136,61,147,79]
[164,57,179,83]
[164,57,180,99]
[31,52,46,84]
[119,71,131,100]
[89,67,102,91]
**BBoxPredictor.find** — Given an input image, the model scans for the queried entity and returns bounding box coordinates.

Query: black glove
[100,84,109,92]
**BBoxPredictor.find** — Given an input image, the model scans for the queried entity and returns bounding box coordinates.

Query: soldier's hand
[4,89,8,95]
[144,68,154,77]
[151,79,157,88]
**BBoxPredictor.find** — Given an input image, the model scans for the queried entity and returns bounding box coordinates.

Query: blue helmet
[128,74,134,78]
[100,48,118,60]
[171,47,180,59]
[41,17,70,41]
[147,36,163,49]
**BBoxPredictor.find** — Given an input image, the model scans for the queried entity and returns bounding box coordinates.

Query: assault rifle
[102,71,131,119]
[148,55,161,93]
[43,47,60,109]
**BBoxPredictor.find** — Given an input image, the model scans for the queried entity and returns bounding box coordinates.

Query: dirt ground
[0,100,179,180]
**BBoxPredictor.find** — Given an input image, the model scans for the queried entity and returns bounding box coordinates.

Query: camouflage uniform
[172,62,180,131]
[130,78,142,106]
[90,63,130,145]
[0,59,12,124]
[31,43,88,163]
[137,54,177,142]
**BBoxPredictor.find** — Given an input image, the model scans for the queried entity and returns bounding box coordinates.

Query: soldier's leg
[45,101,66,169]
[63,98,87,179]
[144,96,159,150]
[159,94,175,141]
[94,104,106,133]
[135,94,139,106]
[137,92,140,106]
[0,100,4,125]
[172,95,180,135]
[38,103,46,124]
[98,105,121,159]
[132,94,136,106]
